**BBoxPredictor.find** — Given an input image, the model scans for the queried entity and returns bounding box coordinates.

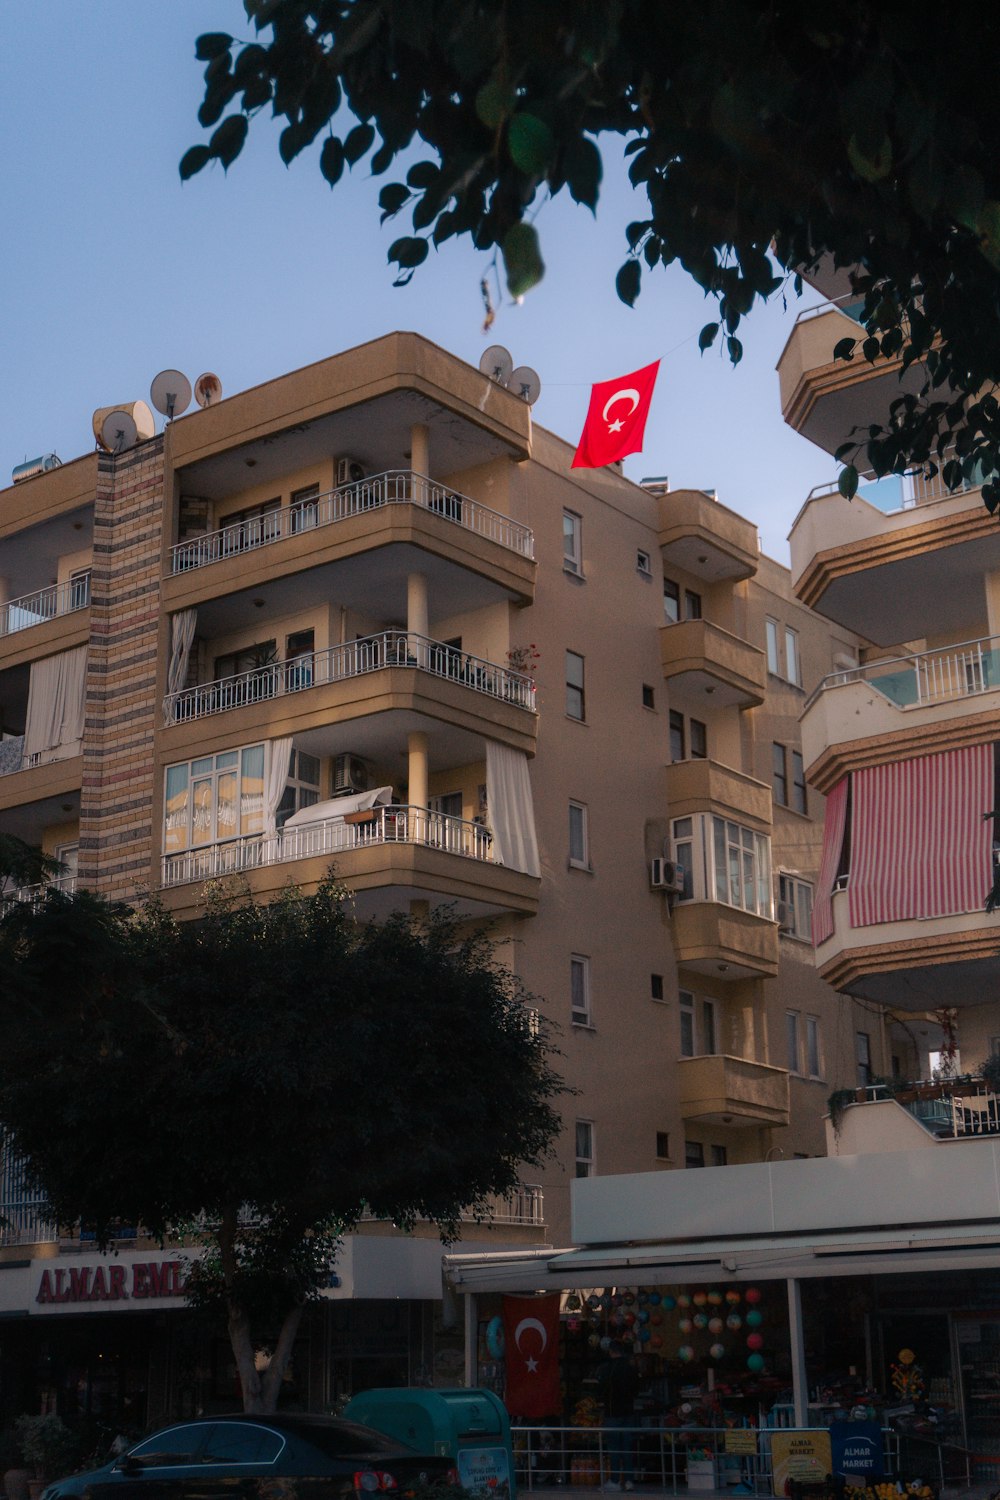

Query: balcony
[777,296,926,457]
[789,474,995,643]
[0,574,90,639]
[802,634,1000,789]
[0,874,78,917]
[659,619,766,709]
[670,902,779,980]
[657,489,759,584]
[665,758,771,832]
[678,1053,790,1128]
[827,1080,1000,1156]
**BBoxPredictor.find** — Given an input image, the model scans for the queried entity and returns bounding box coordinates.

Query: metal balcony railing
[807,460,981,514]
[0,574,90,637]
[807,632,1000,711]
[164,632,536,723]
[361,1184,544,1230]
[0,874,79,916]
[169,470,535,572]
[162,804,496,888]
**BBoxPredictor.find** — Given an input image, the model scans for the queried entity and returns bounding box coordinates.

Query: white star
[526,1356,538,1372]
[607,418,625,433]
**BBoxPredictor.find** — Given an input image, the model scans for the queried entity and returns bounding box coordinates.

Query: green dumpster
[343,1388,515,1500]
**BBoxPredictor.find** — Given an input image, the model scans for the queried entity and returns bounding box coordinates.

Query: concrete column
[408,731,429,844]
[787,1277,809,1425]
[410,422,429,480]
[0,578,9,606]
[407,571,429,667]
[464,1291,477,1388]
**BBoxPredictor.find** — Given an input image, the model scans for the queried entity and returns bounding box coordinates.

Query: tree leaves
[507,113,555,176]
[616,258,641,307]
[838,464,859,500]
[503,223,545,296]
[195,32,233,61]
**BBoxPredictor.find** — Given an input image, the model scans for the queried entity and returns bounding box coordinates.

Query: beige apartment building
[0,332,878,1421]
[778,266,1000,1077]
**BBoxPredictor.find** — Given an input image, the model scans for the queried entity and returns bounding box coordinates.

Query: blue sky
[0,4,834,562]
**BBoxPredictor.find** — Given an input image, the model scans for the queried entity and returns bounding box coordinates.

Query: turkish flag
[502,1293,561,1418]
[571,359,660,469]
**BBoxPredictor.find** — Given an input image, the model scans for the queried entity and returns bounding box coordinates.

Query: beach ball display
[725,1289,741,1305]
[648,1291,661,1306]
[651,1335,662,1349]
[589,1333,601,1348]
[747,1333,764,1352]
[747,1353,765,1372]
[624,1312,636,1327]
[745,1308,764,1328]
[638,1309,650,1323]
[678,1345,695,1362]
[677,1293,691,1308]
[693,1290,708,1307]
[600,1336,612,1352]
[679,1317,693,1334]
[693,1313,709,1330]
[745,1287,763,1305]
[710,1343,726,1360]
[726,1313,743,1331]
[587,1294,601,1309]
[639,1327,651,1343]
[651,1312,663,1326]
[661,1295,676,1310]
[707,1290,722,1306]
[600,1294,612,1309]
[709,1317,724,1335]
[624,1292,635,1305]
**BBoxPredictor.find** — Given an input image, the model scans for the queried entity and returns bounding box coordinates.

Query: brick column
[79,437,166,900]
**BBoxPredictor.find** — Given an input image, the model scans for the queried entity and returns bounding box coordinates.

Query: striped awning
[811,776,848,946]
[848,744,993,927]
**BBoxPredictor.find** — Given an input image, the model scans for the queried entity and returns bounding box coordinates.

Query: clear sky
[0,4,835,564]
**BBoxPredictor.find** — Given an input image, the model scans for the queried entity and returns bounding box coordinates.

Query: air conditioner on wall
[650,858,685,894]
[336,456,366,486]
[777,901,794,933]
[333,754,370,794]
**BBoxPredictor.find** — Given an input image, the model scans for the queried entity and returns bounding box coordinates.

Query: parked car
[40,1412,459,1500]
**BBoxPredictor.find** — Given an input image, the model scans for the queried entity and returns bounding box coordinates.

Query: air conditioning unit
[777,901,794,933]
[333,754,369,794]
[650,858,685,894]
[336,456,366,487]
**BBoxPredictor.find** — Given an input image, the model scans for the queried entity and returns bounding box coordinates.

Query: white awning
[283,786,393,828]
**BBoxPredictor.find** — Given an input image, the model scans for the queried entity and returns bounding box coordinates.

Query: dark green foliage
[184,2,1000,507]
[0,833,61,891]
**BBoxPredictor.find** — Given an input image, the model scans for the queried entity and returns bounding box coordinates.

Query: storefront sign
[457,1446,512,1500]
[724,1430,758,1455]
[771,1431,832,1496]
[830,1422,884,1480]
[31,1255,189,1312]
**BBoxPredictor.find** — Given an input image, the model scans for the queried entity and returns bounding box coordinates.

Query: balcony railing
[169,470,535,573]
[164,632,536,724]
[0,874,78,916]
[0,574,90,637]
[807,461,981,514]
[361,1183,544,1230]
[807,632,1000,711]
[162,804,496,888]
[857,1078,1000,1141]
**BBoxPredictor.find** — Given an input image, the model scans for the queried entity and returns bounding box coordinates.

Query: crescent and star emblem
[514,1315,548,1373]
[601,387,641,434]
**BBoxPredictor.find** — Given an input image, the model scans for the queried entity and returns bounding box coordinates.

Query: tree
[183,3,1000,509]
[0,833,61,896]
[0,879,564,1412]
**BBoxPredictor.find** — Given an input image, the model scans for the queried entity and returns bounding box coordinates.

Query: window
[54,842,79,882]
[669,710,686,762]
[679,991,695,1057]
[792,751,807,814]
[563,510,583,575]
[710,1144,728,1167]
[765,617,802,686]
[786,1010,801,1073]
[290,483,320,532]
[164,743,266,858]
[274,749,321,829]
[429,791,464,818]
[685,588,702,620]
[685,1140,705,1169]
[650,973,665,1002]
[642,683,655,709]
[765,618,780,674]
[566,650,585,720]
[664,578,680,623]
[569,801,589,868]
[806,1016,822,1078]
[637,549,652,575]
[201,1424,284,1465]
[679,990,716,1056]
[285,628,315,691]
[671,817,695,900]
[129,1425,211,1468]
[700,997,718,1055]
[773,743,789,805]
[570,954,591,1025]
[690,718,707,759]
[575,1120,594,1177]
[656,1131,670,1159]
[785,627,801,686]
[778,873,814,941]
[672,813,772,916]
[214,641,278,704]
[69,567,91,610]
[856,1031,872,1087]
[220,497,281,554]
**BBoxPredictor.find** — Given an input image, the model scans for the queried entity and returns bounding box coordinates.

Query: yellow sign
[725,1431,758,1455]
[771,1430,832,1496]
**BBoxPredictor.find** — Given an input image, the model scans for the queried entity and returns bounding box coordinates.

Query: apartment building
[777,268,1000,1076]
[0,332,873,1423]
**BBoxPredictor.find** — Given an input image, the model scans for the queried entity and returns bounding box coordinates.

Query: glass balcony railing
[809,634,1000,711]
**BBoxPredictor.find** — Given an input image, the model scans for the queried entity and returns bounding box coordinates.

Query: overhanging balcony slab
[660,620,766,709]
[665,758,771,832]
[658,490,758,583]
[679,1053,790,1128]
[671,902,779,980]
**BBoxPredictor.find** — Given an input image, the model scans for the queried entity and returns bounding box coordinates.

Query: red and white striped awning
[811,776,848,946]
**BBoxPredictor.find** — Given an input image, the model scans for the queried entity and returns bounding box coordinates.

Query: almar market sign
[30,1252,190,1314]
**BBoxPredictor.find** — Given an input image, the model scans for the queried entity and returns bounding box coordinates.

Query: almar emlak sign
[30,1250,193,1314]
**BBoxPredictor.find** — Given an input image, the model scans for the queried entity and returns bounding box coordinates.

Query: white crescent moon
[514,1316,548,1352]
[602,387,640,422]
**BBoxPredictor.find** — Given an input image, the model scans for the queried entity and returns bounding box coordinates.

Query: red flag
[572,359,660,469]
[502,1293,561,1418]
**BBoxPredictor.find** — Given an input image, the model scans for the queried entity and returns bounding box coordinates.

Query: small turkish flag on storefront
[571,359,660,469]
[502,1293,561,1418]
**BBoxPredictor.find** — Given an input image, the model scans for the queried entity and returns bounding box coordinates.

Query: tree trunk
[218,1208,307,1414]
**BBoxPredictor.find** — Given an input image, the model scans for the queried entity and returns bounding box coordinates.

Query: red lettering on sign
[132,1264,148,1298]
[147,1262,170,1297]
[54,1268,70,1303]
[108,1264,128,1300]
[69,1267,91,1301]
[91,1266,108,1301]
[36,1270,54,1303]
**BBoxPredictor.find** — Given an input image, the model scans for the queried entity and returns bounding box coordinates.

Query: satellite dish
[479,345,514,385]
[150,369,192,420]
[101,410,139,454]
[92,401,154,448]
[194,372,223,408]
[510,365,542,405]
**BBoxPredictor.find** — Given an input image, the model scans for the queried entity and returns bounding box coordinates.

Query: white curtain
[264,737,293,837]
[23,646,88,765]
[163,608,197,722]
[485,740,540,876]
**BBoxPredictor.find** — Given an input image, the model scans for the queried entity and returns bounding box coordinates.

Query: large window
[274,749,321,828]
[575,1120,595,1178]
[778,872,813,940]
[570,955,591,1026]
[164,744,266,858]
[792,751,807,814]
[569,801,589,868]
[765,618,802,685]
[679,990,717,1057]
[566,650,585,720]
[563,511,583,576]
[786,1010,801,1073]
[671,813,772,917]
[806,1016,822,1078]
[664,578,702,624]
[773,743,789,805]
